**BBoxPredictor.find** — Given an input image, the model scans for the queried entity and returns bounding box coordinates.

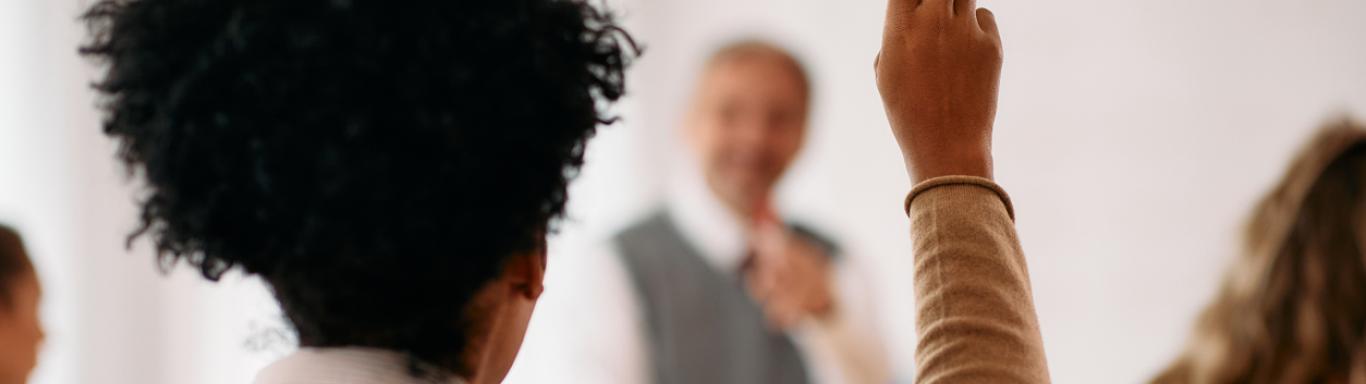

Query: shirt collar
[667,168,751,274]
[255,347,466,384]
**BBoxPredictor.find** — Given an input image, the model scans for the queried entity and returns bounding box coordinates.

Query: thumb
[752,216,790,265]
[976,8,999,36]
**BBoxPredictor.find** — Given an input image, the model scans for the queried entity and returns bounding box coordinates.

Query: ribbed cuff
[904,175,1016,220]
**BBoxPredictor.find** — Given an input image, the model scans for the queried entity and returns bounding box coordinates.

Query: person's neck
[720,200,753,224]
[715,192,774,227]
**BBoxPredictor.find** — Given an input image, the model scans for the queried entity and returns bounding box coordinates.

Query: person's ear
[505,241,547,301]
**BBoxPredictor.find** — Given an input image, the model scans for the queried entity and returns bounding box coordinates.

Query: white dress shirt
[255,347,466,384]
[513,175,890,383]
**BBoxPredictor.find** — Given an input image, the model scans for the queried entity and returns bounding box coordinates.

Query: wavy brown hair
[1154,119,1366,384]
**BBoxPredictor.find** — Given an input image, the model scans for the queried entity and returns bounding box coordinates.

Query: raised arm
[875,0,1050,382]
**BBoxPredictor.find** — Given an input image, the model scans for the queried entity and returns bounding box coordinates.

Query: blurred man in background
[0,224,43,384]
[539,40,888,384]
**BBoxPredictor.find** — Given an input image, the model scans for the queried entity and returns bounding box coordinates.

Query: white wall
[2,0,1364,383]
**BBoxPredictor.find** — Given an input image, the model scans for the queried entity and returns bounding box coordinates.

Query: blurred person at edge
[0,224,43,384]
[531,39,890,384]
[1154,120,1366,384]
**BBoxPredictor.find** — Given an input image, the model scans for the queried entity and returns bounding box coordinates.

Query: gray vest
[615,210,837,384]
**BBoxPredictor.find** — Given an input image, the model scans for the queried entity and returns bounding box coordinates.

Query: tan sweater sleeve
[906,176,1050,384]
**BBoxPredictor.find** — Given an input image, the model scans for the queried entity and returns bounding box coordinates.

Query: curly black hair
[80,0,637,375]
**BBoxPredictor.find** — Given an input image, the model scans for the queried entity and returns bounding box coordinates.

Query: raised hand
[875,0,1003,183]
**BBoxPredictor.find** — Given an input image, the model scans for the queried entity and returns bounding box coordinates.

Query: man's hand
[875,0,1002,183]
[745,212,836,330]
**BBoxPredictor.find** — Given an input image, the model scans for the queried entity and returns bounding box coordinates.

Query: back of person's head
[0,225,32,306]
[1155,119,1366,383]
[0,224,41,384]
[79,0,636,379]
